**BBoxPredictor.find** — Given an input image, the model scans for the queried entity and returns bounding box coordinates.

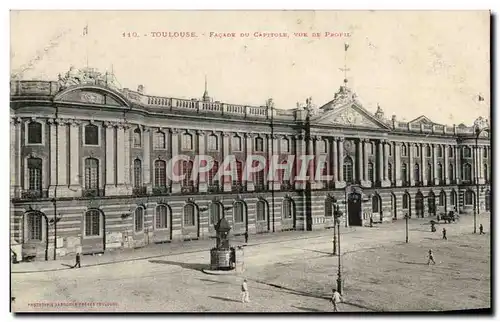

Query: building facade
[10,68,491,260]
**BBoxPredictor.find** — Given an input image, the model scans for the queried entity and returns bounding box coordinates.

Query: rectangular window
[182,134,193,150]
[154,131,166,149]
[232,136,242,152]
[84,125,99,145]
[85,211,100,236]
[28,158,42,191]
[28,214,42,241]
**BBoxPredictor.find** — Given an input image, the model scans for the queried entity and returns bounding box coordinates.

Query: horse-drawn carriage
[437,211,459,224]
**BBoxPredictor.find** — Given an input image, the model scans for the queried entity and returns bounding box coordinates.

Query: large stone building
[10,67,491,261]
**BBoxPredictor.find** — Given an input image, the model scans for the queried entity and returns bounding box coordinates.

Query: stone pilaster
[143,128,152,192]
[409,143,415,186]
[377,140,383,184]
[335,137,346,189]
[68,120,82,196]
[332,137,338,183]
[433,144,439,185]
[10,117,21,198]
[395,142,402,187]
[223,132,232,192]
[421,144,427,185]
[197,130,207,192]
[362,139,371,188]
[444,145,450,185]
[171,129,181,193]
[55,119,72,197]
[104,122,116,189]
[272,135,281,191]
[381,140,390,187]
[245,133,255,191]
[308,136,316,187]
[478,146,485,184]
[357,139,363,184]
[295,133,307,190]
[454,146,461,184]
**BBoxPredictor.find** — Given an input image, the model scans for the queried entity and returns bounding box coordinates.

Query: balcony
[254,184,266,192]
[181,185,198,194]
[152,186,170,195]
[207,181,222,193]
[231,182,246,193]
[280,182,294,191]
[20,190,49,200]
[132,186,148,196]
[402,181,410,187]
[82,189,105,198]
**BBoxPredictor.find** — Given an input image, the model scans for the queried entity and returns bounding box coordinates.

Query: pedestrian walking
[331,288,342,312]
[73,253,81,269]
[427,249,436,265]
[244,231,249,244]
[241,279,250,303]
[369,216,374,228]
[479,224,485,235]
[442,228,447,240]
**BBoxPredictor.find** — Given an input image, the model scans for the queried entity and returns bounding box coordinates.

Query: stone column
[68,120,81,195]
[363,139,370,187]
[478,146,485,184]
[421,144,426,185]
[171,129,181,193]
[244,133,255,191]
[123,125,131,189]
[332,137,338,183]
[55,119,69,197]
[444,145,449,185]
[272,135,281,191]
[382,140,390,187]
[10,117,21,198]
[395,142,402,187]
[335,137,346,188]
[116,124,126,186]
[455,145,461,184]
[294,134,305,190]
[308,136,316,186]
[377,140,383,184]
[357,139,363,184]
[143,128,151,192]
[409,143,415,186]
[197,130,207,192]
[433,144,439,185]
[223,132,232,192]
[104,122,116,190]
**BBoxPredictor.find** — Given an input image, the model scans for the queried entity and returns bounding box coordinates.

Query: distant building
[10,66,491,260]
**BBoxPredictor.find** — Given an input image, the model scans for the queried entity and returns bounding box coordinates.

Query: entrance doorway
[348,192,362,226]
[415,192,424,218]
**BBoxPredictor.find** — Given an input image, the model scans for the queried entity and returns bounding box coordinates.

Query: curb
[201,268,242,276]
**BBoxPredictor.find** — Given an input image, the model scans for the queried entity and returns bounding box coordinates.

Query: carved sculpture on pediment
[473,116,489,130]
[57,66,114,91]
[329,85,356,109]
[374,104,385,120]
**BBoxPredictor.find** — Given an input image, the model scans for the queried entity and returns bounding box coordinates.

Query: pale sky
[10,10,490,125]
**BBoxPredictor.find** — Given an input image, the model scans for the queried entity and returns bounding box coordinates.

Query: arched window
[415,192,424,217]
[463,163,472,181]
[208,134,218,151]
[182,133,193,150]
[281,138,290,153]
[208,160,219,185]
[401,163,408,184]
[183,204,196,226]
[84,124,99,145]
[414,164,420,182]
[154,130,166,149]
[484,164,488,181]
[426,163,432,183]
[437,163,443,181]
[401,144,407,156]
[325,197,334,217]
[448,164,454,181]
[232,135,242,152]
[182,160,194,187]
[465,190,474,205]
[233,201,245,223]
[254,137,264,152]
[133,159,142,188]
[154,160,166,187]
[402,193,410,210]
[27,157,42,192]
[256,200,267,221]
[27,121,42,144]
[463,146,471,158]
[84,158,99,190]
[282,198,294,219]
[450,190,457,206]
[209,202,222,226]
[388,163,393,182]
[372,195,380,213]
[439,191,446,206]
[368,162,374,182]
[85,210,100,236]
[133,128,141,147]
[343,156,353,183]
[156,205,169,229]
[134,207,144,232]
[27,212,43,241]
[428,192,436,215]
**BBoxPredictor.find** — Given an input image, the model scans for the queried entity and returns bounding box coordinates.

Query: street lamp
[474,125,489,234]
[332,202,340,256]
[404,214,409,243]
[335,206,344,294]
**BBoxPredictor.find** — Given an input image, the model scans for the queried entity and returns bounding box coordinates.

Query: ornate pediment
[313,104,390,129]
[409,115,434,125]
[56,89,123,106]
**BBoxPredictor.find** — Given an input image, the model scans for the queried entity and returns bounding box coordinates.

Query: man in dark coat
[73,253,81,268]
[442,228,447,240]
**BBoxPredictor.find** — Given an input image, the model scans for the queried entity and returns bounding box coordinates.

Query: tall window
[154,160,166,187]
[402,193,410,209]
[368,162,374,182]
[133,128,142,147]
[208,134,218,151]
[85,210,100,236]
[156,205,169,229]
[448,146,453,157]
[182,133,193,150]
[414,164,420,182]
[154,130,166,149]
[465,190,474,205]
[401,144,407,156]
[182,160,194,187]
[134,207,144,232]
[234,160,243,184]
[256,200,267,221]
[133,159,142,188]
[439,191,446,206]
[463,163,472,181]
[27,157,42,191]
[415,145,420,157]
[426,163,432,183]
[84,124,99,145]
[209,203,221,225]
[437,145,443,157]
[450,190,457,206]
[463,146,471,158]
[388,144,392,156]
[255,137,264,152]
[325,197,334,217]
[282,198,293,219]
[484,164,488,181]
[233,201,245,223]
[281,138,290,153]
[401,163,408,183]
[232,135,242,152]
[343,156,353,183]
[208,161,219,185]
[372,195,380,213]
[388,163,393,182]
[27,213,43,241]
[426,145,432,157]
[448,164,454,181]
[483,148,488,158]
[27,121,42,144]
[84,158,99,190]
[183,204,195,226]
[437,163,443,181]
[254,160,264,187]
[321,140,328,153]
[369,143,374,155]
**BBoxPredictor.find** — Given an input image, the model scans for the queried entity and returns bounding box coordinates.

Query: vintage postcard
[10,10,491,313]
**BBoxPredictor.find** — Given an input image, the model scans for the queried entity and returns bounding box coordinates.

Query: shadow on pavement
[398,261,428,265]
[199,278,229,284]
[61,264,73,268]
[149,259,207,271]
[209,296,242,303]
[291,305,325,312]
